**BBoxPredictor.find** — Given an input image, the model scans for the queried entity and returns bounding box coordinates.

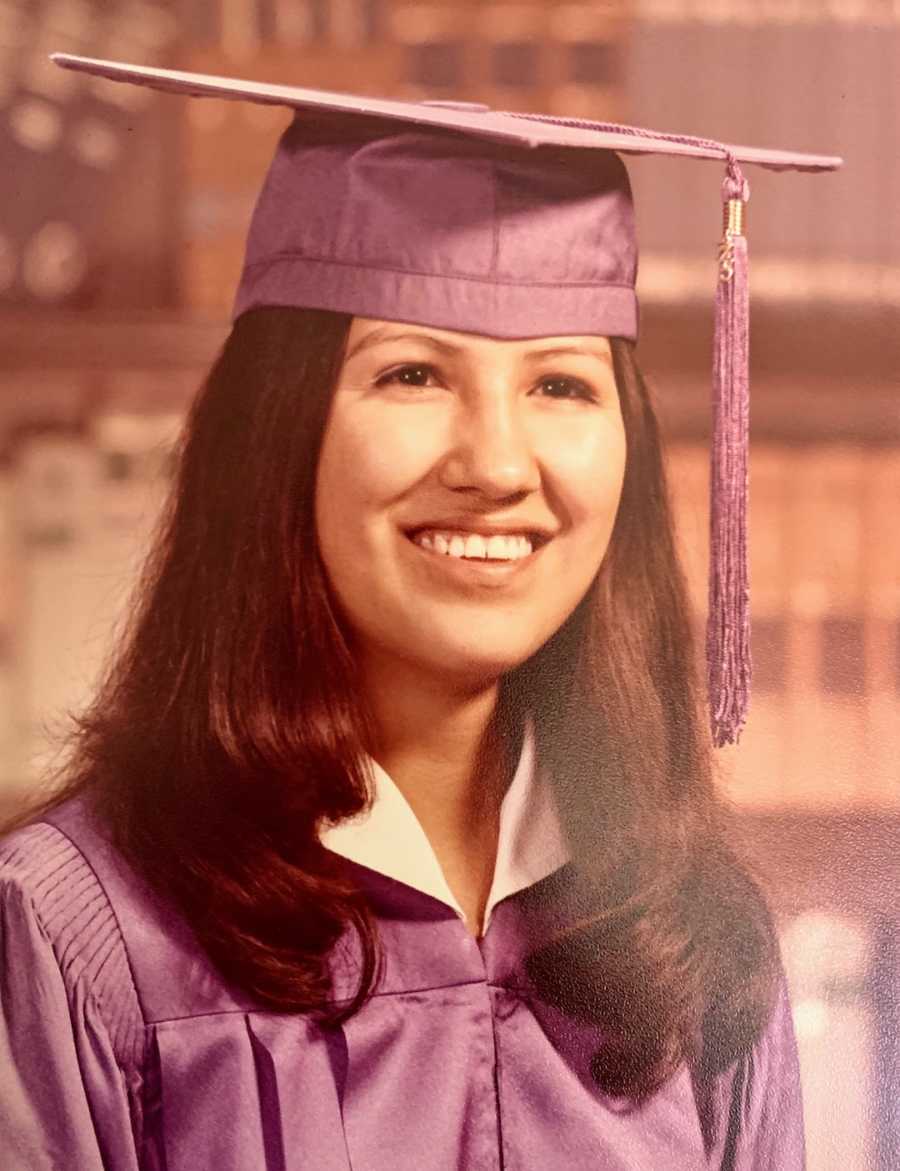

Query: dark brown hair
[9,306,778,1100]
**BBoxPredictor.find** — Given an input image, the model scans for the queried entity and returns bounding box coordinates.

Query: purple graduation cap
[53,53,842,747]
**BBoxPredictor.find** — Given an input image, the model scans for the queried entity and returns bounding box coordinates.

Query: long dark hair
[9,306,778,1100]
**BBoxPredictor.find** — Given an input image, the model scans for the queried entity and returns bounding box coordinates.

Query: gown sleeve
[703,969,806,1170]
[0,823,142,1171]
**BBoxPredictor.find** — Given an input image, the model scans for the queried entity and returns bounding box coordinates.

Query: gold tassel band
[723,197,745,238]
[718,198,746,281]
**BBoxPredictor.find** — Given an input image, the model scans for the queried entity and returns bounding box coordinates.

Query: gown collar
[319,719,570,935]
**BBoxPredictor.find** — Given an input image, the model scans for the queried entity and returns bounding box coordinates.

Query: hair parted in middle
[31,306,777,1102]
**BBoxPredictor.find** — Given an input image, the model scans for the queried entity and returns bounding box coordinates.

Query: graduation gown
[0,729,804,1169]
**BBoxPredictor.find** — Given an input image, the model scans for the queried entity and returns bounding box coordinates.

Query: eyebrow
[527,344,612,364]
[345,327,611,364]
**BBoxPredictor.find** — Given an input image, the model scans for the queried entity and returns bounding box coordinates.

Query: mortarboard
[51,53,843,748]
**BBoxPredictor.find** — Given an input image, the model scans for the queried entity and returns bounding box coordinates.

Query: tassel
[707,165,751,747]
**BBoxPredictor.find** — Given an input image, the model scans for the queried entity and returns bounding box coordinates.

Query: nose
[439,391,540,500]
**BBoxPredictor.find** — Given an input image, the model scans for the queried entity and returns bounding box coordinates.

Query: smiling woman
[0,54,841,1171]
[317,319,626,695]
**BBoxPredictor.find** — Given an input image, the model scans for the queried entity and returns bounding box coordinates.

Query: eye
[374,363,440,389]
[535,375,597,402]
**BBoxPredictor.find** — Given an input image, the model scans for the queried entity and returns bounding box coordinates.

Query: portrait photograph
[0,3,897,1169]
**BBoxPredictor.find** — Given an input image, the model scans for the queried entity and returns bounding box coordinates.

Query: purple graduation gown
[0,792,804,1169]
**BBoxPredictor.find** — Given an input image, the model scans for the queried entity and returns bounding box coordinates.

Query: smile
[411,529,534,562]
[403,527,551,586]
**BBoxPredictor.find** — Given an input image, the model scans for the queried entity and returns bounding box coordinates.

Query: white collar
[319,720,570,935]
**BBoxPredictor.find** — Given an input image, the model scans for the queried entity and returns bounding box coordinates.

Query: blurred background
[0,2,897,1167]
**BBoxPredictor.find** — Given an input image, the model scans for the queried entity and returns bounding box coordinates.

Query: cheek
[320,406,436,497]
[314,410,436,566]
[549,423,627,538]
[315,425,364,588]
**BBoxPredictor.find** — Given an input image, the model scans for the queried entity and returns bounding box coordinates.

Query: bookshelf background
[1,3,897,1169]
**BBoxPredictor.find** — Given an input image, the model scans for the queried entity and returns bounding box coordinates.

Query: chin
[413,632,549,689]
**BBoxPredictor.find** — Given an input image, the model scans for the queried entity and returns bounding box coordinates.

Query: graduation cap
[51,53,842,748]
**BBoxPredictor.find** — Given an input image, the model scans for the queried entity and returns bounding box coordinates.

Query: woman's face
[315,317,627,689]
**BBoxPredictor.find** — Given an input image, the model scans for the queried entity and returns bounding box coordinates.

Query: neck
[362,657,515,938]
[360,655,513,858]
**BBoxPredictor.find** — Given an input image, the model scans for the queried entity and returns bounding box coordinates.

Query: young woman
[1,54,840,1171]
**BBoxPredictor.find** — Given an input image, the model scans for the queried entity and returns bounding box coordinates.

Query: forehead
[345,317,612,361]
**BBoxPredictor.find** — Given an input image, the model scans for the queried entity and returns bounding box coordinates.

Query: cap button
[419,100,490,112]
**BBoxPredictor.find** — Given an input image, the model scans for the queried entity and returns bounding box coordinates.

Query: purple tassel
[707,165,751,747]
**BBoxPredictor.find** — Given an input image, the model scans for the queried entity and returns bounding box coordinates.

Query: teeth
[412,530,535,561]
[486,535,508,560]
